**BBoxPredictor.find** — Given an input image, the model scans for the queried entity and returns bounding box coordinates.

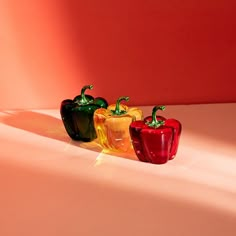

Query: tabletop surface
[0,103,236,235]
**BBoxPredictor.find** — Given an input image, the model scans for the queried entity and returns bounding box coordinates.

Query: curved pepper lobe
[71,104,101,141]
[93,108,109,148]
[104,115,134,152]
[94,97,108,108]
[164,119,182,160]
[94,106,143,152]
[128,107,143,121]
[140,127,173,164]
[61,99,75,111]
[129,121,149,162]
[61,102,100,141]
[60,99,78,140]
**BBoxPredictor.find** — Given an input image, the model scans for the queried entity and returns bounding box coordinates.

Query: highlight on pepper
[60,84,108,142]
[129,105,182,164]
[93,96,143,152]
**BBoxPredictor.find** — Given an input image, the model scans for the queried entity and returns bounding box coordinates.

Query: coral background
[0,0,236,109]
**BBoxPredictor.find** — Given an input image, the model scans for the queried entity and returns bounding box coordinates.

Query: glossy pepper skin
[129,105,181,164]
[93,96,143,152]
[60,85,108,142]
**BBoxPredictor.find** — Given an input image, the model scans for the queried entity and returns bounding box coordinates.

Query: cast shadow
[0,110,137,161]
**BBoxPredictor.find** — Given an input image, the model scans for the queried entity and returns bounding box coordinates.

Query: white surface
[0,104,236,236]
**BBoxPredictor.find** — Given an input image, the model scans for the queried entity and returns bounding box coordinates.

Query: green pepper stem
[146,105,165,128]
[80,85,93,104]
[112,96,129,115]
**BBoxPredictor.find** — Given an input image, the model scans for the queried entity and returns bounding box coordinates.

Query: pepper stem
[146,105,165,128]
[112,96,129,115]
[80,85,93,104]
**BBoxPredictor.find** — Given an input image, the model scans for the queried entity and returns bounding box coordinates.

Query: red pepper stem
[147,105,165,128]
[112,96,129,115]
[80,85,93,104]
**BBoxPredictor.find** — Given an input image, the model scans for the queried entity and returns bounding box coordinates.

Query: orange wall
[0,0,236,109]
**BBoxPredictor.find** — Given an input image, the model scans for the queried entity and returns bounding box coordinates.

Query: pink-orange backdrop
[0,0,236,109]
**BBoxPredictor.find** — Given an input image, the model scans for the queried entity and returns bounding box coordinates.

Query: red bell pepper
[129,105,182,164]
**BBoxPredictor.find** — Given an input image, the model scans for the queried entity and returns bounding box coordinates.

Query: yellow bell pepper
[94,96,143,152]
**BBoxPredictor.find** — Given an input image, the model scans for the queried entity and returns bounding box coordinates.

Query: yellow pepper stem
[111,96,129,115]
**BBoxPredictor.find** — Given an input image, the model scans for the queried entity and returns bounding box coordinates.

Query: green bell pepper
[60,85,108,142]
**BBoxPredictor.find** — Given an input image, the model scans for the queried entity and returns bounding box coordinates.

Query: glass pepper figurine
[60,85,108,142]
[129,105,182,164]
[93,96,143,152]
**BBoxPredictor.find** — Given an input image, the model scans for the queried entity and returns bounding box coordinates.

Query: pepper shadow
[1,110,70,141]
[0,110,137,161]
